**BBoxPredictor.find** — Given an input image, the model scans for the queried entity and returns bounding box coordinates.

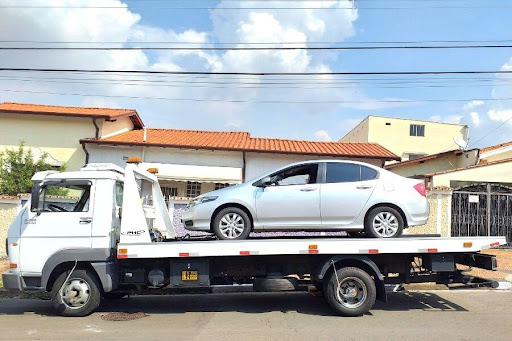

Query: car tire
[51,269,102,317]
[364,206,404,238]
[323,266,376,317]
[212,207,252,240]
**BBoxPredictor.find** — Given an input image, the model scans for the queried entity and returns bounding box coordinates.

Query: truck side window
[40,184,91,212]
[115,182,124,207]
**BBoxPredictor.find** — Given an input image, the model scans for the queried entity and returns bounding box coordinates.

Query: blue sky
[1,0,512,149]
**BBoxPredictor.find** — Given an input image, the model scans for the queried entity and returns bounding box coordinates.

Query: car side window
[361,166,378,181]
[270,163,318,186]
[325,163,378,183]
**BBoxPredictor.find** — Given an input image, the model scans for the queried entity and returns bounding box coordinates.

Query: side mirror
[30,184,41,213]
[255,176,273,188]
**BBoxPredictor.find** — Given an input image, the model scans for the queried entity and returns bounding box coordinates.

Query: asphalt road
[0,290,511,340]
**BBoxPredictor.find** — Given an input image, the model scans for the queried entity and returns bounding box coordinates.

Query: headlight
[187,196,218,208]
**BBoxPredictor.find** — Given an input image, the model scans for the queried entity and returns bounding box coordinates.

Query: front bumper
[2,272,22,292]
[181,203,216,231]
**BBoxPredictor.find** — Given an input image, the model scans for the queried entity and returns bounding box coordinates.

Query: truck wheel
[253,277,298,291]
[324,266,376,317]
[364,206,404,238]
[51,269,102,317]
[213,207,252,240]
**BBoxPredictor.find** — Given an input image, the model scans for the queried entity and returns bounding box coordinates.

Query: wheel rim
[372,211,399,237]
[218,212,245,239]
[335,276,367,309]
[60,278,91,309]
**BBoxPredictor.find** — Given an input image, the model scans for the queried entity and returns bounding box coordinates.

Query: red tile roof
[0,102,144,128]
[81,128,400,160]
[480,140,512,154]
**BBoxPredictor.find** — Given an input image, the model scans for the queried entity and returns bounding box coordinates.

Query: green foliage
[0,142,66,196]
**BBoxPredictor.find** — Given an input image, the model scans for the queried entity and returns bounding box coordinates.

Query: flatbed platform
[118,236,507,259]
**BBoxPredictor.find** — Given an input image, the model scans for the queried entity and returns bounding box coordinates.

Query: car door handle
[300,187,317,192]
[356,185,373,190]
[79,218,92,224]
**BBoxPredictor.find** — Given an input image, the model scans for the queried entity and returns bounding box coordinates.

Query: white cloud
[314,130,332,142]
[429,114,462,124]
[470,111,481,127]
[487,109,512,126]
[463,100,485,111]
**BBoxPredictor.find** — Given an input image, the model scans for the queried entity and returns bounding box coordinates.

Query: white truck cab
[2,161,507,317]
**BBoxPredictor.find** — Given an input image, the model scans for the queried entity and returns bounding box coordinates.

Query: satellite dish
[453,137,467,150]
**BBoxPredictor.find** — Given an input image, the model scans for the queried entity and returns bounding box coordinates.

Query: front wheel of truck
[51,269,102,317]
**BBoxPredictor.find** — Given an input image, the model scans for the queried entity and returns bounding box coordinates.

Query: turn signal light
[309,244,318,250]
[463,242,473,247]
[147,168,159,174]
[119,248,128,254]
[126,157,142,164]
[9,263,17,269]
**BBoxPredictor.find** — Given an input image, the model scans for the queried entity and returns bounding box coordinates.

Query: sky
[1,0,512,149]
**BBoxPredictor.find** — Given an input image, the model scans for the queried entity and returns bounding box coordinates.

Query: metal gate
[451,184,512,245]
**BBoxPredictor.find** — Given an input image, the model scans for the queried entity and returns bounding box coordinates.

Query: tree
[0,142,66,196]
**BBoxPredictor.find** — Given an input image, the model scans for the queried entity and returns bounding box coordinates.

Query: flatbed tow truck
[2,161,507,317]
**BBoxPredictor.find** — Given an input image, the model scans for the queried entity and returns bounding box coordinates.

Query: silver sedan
[181,160,429,239]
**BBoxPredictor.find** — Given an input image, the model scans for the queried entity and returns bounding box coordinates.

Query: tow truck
[2,159,507,317]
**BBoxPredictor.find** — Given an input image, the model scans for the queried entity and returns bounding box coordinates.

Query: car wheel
[324,266,376,317]
[51,269,102,317]
[212,207,252,240]
[364,206,404,238]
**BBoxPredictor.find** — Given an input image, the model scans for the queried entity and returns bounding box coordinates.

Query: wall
[366,116,468,161]
[0,113,97,171]
[431,161,512,187]
[406,189,452,237]
[389,150,479,178]
[339,117,370,143]
[480,147,512,163]
[100,116,134,138]
[0,198,20,258]
[244,152,383,180]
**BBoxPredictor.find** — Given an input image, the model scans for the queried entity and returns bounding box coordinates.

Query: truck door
[19,180,94,274]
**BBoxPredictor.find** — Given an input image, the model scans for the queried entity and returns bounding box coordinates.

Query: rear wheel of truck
[51,269,102,317]
[324,266,376,317]
[212,207,252,240]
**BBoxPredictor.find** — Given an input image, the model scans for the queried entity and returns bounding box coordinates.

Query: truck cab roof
[32,163,125,182]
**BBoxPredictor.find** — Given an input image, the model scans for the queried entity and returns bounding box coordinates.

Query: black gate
[451,184,512,245]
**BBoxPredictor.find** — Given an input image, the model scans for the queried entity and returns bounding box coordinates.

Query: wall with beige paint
[431,161,512,187]
[339,117,370,143]
[100,116,134,138]
[480,148,512,163]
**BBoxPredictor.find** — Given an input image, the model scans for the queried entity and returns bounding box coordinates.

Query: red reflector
[240,251,250,255]
[413,183,426,197]
[179,253,190,257]
[117,254,128,259]
[368,249,379,254]
[309,249,319,254]
[490,242,499,247]
[427,248,438,253]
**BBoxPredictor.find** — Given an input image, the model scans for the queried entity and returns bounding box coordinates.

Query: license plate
[182,270,198,281]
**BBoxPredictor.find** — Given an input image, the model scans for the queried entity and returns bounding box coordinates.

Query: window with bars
[214,183,230,190]
[186,181,202,198]
[410,124,425,137]
[161,186,178,203]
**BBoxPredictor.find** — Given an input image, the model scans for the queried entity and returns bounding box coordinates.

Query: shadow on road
[0,290,467,317]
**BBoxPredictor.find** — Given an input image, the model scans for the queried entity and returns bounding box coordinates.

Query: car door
[320,162,378,227]
[19,180,94,275]
[255,163,322,229]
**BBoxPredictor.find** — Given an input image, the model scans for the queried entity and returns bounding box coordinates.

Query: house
[81,127,399,204]
[0,102,144,170]
[340,115,469,162]
[385,140,512,243]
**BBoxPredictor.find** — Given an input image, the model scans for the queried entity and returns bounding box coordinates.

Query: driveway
[0,290,511,340]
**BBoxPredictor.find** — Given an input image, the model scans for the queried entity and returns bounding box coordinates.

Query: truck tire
[253,277,298,292]
[324,266,376,317]
[51,269,102,317]
[212,207,252,240]
[364,206,404,238]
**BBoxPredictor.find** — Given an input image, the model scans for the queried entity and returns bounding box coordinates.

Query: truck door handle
[300,187,317,192]
[79,218,92,224]
[356,185,373,190]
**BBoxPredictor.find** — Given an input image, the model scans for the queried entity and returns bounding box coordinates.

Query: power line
[2,88,512,104]
[469,116,512,148]
[2,67,512,76]
[2,44,512,51]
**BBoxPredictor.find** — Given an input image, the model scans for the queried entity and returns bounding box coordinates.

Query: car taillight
[413,183,426,197]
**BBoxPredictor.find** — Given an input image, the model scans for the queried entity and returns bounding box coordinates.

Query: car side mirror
[255,176,272,188]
